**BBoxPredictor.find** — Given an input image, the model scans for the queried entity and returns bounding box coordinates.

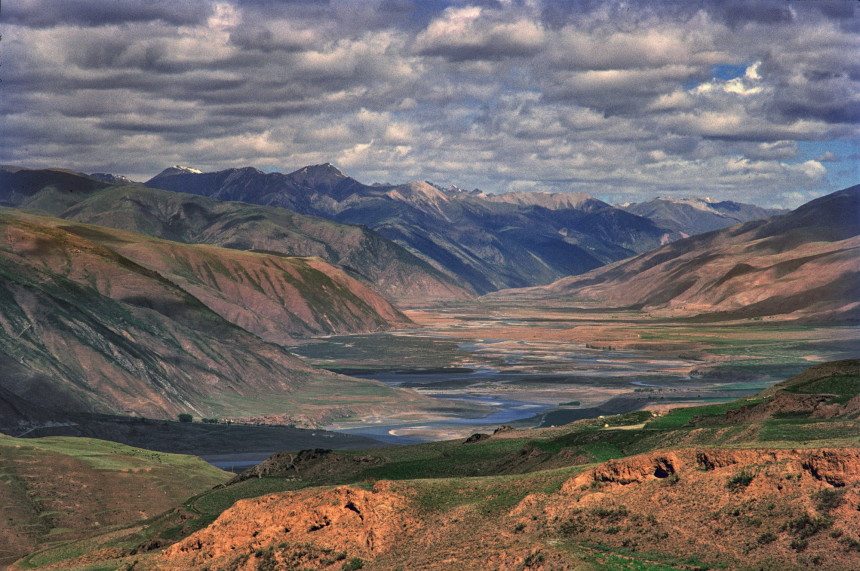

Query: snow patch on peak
[173,165,202,174]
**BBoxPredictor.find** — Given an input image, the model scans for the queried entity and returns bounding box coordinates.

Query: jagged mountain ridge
[146,163,672,294]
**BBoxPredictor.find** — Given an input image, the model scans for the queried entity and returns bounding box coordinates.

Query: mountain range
[498,185,860,322]
[146,164,679,294]
[2,164,786,300]
[620,196,787,236]
[0,167,468,303]
[3,163,853,431]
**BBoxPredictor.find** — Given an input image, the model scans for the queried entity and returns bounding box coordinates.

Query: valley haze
[0,1,858,570]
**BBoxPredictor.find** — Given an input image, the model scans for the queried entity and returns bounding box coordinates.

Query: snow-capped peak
[173,165,202,174]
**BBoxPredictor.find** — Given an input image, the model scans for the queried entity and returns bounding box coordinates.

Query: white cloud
[415,5,545,60]
[794,159,826,179]
[208,2,239,31]
[338,140,375,167]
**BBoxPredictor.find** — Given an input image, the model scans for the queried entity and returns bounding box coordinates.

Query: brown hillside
[147,448,860,570]
[495,185,860,321]
[532,448,860,569]
[0,435,227,567]
[162,483,416,570]
[0,209,430,422]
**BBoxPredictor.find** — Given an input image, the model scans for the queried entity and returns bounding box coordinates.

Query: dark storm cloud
[4,0,213,27]
[2,0,857,207]
[710,0,794,28]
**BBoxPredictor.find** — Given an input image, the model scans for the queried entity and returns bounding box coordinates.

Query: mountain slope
[146,164,671,294]
[3,209,410,342]
[0,209,430,423]
[0,434,228,566]
[496,185,860,321]
[1,167,469,303]
[622,196,787,235]
[0,166,110,214]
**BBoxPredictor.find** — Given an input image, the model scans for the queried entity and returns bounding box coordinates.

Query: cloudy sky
[3,0,858,206]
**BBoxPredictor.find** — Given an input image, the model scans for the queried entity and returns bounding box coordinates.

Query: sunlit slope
[1,167,470,303]
[22,361,859,569]
[0,209,429,423]
[496,185,860,321]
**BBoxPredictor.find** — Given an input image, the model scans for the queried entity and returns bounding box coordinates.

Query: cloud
[415,6,546,61]
[3,0,212,27]
[693,62,764,96]
[1,0,857,206]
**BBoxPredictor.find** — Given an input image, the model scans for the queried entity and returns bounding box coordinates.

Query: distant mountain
[0,208,428,422]
[0,167,469,303]
[0,166,110,213]
[495,185,860,322]
[89,172,136,184]
[621,196,786,236]
[480,190,595,210]
[147,164,670,294]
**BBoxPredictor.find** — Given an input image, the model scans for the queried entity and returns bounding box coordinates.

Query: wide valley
[289,300,859,443]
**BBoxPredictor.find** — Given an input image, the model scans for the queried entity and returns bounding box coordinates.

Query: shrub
[559,518,586,535]
[177,413,193,423]
[726,471,755,492]
[201,417,219,424]
[812,489,845,513]
[591,506,628,522]
[524,552,545,567]
[342,557,364,571]
[757,532,777,545]
[784,514,832,540]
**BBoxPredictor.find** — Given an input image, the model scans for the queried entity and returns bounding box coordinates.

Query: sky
[2,0,858,207]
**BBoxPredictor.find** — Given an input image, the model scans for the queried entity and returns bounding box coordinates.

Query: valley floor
[290,301,859,443]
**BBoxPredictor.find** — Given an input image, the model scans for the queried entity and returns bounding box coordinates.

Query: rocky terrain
[496,185,860,322]
[146,447,860,570]
[163,483,414,570]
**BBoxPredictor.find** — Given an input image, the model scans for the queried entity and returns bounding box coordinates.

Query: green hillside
[14,360,859,570]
